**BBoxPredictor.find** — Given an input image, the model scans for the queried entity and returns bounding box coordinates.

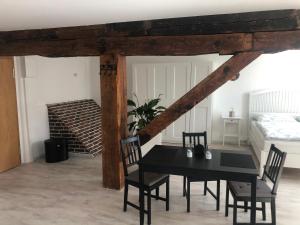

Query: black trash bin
[44,138,69,163]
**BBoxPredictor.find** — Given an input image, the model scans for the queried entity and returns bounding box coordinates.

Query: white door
[161,63,192,143]
[189,61,212,143]
[131,60,212,143]
[132,63,156,101]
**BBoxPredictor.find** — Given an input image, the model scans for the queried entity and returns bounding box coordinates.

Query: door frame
[14,57,32,163]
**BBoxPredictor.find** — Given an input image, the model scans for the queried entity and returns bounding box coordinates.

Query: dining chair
[120,135,170,225]
[225,144,287,225]
[182,131,220,212]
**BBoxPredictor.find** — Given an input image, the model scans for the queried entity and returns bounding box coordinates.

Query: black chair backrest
[120,136,142,176]
[262,144,287,194]
[182,132,207,149]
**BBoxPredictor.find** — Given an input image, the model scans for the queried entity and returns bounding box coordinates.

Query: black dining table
[138,145,259,225]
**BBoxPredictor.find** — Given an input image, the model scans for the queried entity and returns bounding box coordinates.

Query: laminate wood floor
[0,152,299,225]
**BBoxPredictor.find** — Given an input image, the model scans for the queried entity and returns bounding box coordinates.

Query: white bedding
[256,121,300,141]
[249,119,300,172]
[248,90,300,171]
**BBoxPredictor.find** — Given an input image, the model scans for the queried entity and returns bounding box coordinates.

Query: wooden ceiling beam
[0,9,299,57]
[254,30,300,53]
[0,30,300,57]
[0,33,252,57]
[137,51,262,144]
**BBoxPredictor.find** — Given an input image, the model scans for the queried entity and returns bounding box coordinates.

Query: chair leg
[233,199,237,225]
[225,181,229,217]
[183,176,186,196]
[147,190,151,225]
[123,183,128,212]
[262,202,266,221]
[244,201,248,212]
[166,178,170,211]
[204,181,207,195]
[216,180,220,211]
[187,180,190,213]
[271,199,276,225]
[155,187,159,200]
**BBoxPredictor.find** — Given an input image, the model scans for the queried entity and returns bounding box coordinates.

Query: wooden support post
[100,54,127,189]
[138,52,262,144]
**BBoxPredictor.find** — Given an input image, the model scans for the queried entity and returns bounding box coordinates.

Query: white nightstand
[222,116,242,146]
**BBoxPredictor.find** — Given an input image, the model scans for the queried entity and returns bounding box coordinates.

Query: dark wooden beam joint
[231,73,240,81]
[100,64,117,76]
[223,66,231,75]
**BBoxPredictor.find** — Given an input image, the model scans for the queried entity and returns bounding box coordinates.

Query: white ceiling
[1,0,300,31]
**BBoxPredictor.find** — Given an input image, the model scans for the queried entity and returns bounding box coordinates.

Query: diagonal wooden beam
[138,52,262,144]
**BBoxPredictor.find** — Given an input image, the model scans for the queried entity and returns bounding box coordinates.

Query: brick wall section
[47,99,103,155]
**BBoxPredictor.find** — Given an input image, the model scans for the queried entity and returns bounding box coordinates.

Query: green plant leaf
[144,107,155,114]
[128,121,137,132]
[147,98,160,108]
[156,106,166,110]
[127,110,137,117]
[136,105,145,116]
[127,99,136,107]
[127,95,165,133]
[138,118,147,129]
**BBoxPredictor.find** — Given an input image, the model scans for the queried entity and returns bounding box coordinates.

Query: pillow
[256,114,296,123]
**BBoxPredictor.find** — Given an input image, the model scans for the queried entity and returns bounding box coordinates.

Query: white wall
[88,57,101,105]
[15,56,100,163]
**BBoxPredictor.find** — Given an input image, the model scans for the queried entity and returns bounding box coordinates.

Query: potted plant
[127,95,166,134]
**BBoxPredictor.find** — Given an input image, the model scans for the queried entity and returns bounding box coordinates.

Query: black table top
[139,145,259,177]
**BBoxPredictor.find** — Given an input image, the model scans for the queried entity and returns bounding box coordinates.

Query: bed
[248,89,300,174]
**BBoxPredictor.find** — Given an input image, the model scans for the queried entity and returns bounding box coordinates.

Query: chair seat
[228,180,274,201]
[126,170,169,187]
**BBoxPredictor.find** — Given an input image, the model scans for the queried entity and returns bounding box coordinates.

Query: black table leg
[139,167,144,225]
[250,176,257,225]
